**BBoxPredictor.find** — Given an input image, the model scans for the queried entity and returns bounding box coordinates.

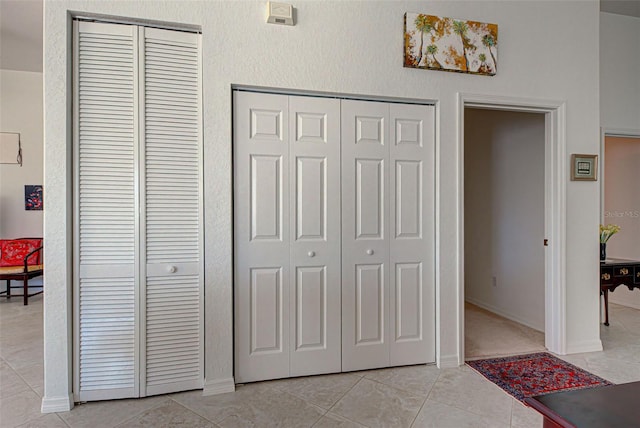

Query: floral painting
[25,185,43,211]
[404,13,498,76]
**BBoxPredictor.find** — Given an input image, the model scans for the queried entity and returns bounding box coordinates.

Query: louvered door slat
[74,21,138,401]
[141,26,203,396]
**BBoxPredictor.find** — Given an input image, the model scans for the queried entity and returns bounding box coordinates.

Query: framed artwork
[0,132,22,166]
[404,13,498,76]
[25,185,43,210]
[571,154,598,181]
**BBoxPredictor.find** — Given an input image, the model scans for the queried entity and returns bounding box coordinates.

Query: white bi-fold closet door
[341,99,436,371]
[73,20,203,401]
[234,91,435,383]
[234,93,342,382]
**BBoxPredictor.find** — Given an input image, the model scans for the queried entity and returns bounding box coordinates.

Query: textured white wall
[43,0,602,408]
[604,137,640,309]
[465,109,545,331]
[600,13,640,130]
[0,70,43,239]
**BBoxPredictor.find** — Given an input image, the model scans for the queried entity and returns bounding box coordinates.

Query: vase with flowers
[599,224,620,261]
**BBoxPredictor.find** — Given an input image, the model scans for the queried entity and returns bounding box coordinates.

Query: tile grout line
[167,395,222,425]
[409,371,442,427]
[360,374,430,399]
[0,360,50,428]
[271,386,329,423]
[321,376,370,427]
[107,398,174,428]
[425,370,515,425]
[52,412,73,428]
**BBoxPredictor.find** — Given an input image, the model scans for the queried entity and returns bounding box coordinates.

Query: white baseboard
[565,339,603,354]
[438,354,460,368]
[41,394,74,413]
[465,297,544,332]
[202,377,235,396]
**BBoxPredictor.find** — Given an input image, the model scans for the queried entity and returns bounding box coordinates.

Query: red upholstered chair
[0,238,44,305]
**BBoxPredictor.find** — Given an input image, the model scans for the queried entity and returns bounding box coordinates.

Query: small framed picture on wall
[25,185,43,210]
[571,154,598,181]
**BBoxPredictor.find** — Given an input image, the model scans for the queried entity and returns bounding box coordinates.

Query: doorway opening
[457,94,567,363]
[463,108,546,360]
[600,131,640,329]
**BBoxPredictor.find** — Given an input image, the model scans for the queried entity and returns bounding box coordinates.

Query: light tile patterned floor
[1,296,639,427]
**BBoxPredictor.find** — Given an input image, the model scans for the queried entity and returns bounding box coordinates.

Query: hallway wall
[0,70,43,239]
[464,109,545,331]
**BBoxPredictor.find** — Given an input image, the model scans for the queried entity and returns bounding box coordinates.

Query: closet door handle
[167,265,177,273]
[308,251,316,258]
[366,249,374,255]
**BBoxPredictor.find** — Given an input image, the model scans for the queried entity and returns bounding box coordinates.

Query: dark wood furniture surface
[525,382,640,428]
[600,258,640,326]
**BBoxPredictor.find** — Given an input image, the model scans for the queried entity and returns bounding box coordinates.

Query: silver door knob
[308,251,316,257]
[168,265,177,273]
[366,249,374,255]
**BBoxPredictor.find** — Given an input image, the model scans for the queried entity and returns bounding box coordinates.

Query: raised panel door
[289,96,341,376]
[389,103,435,365]
[341,100,390,371]
[234,92,290,382]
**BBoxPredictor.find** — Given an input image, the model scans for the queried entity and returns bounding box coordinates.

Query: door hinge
[544,239,548,246]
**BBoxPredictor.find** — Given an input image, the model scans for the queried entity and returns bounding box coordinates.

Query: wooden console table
[525,381,640,427]
[600,258,640,326]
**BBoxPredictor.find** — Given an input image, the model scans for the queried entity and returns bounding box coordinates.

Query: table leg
[23,276,28,306]
[6,279,10,299]
[603,288,609,326]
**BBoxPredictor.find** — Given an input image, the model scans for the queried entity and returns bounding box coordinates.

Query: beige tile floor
[1,295,639,428]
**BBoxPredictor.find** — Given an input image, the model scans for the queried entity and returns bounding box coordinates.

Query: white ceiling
[0,0,639,73]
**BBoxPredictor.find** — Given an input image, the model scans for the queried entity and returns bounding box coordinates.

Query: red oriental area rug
[467,352,613,402]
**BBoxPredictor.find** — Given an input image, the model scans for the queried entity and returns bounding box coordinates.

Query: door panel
[389,104,435,366]
[250,155,283,241]
[289,96,340,376]
[250,267,284,354]
[342,100,390,371]
[395,262,422,342]
[395,160,422,238]
[295,266,326,350]
[355,264,385,344]
[356,159,385,239]
[295,157,325,240]
[251,109,284,141]
[235,92,290,382]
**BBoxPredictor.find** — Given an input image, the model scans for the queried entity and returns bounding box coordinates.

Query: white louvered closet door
[74,21,203,401]
[140,27,203,396]
[74,21,139,402]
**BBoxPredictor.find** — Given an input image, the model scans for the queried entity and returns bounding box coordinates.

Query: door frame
[456,93,567,362]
